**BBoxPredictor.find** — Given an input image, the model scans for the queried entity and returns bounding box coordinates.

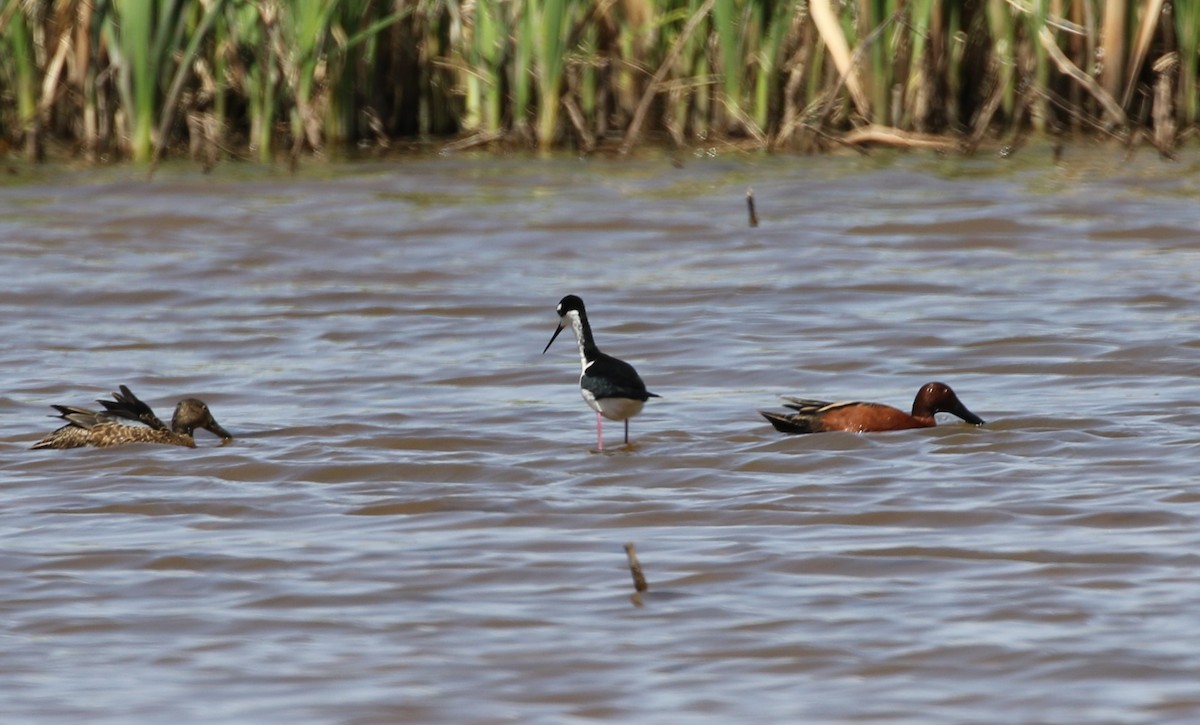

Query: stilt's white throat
[563,310,590,371]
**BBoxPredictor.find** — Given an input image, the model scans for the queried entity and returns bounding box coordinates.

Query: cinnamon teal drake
[31,385,233,449]
[543,295,659,450]
[761,382,984,434]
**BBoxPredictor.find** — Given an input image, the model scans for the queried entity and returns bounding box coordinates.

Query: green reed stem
[233,1,280,162]
[469,0,504,134]
[1026,0,1049,131]
[5,6,37,137]
[711,0,742,128]
[901,0,936,128]
[665,0,710,141]
[861,0,891,124]
[1176,0,1200,124]
[107,0,153,161]
[754,0,798,133]
[152,0,227,169]
[512,0,533,135]
[985,0,1016,122]
[532,0,578,146]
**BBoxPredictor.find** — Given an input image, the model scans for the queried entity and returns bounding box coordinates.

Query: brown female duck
[32,385,233,449]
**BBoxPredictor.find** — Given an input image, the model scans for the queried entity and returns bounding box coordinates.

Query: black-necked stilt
[542,295,659,450]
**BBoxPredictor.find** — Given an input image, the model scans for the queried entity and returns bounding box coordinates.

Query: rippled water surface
[3,148,1200,723]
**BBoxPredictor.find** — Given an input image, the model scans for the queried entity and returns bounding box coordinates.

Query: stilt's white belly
[581,388,645,421]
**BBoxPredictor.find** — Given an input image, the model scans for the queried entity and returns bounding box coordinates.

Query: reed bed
[0,0,1197,163]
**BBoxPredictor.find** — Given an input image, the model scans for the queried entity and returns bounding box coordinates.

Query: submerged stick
[746,188,758,228]
[624,542,648,593]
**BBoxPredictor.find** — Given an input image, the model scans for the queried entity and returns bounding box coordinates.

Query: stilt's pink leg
[596,412,604,451]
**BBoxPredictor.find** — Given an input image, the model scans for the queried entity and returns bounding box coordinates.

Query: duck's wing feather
[780,396,860,414]
[97,385,169,430]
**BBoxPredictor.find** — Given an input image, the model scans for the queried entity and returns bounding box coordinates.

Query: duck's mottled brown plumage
[760,382,985,434]
[32,386,233,450]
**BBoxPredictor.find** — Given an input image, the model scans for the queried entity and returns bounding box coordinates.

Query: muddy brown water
[2,148,1200,723]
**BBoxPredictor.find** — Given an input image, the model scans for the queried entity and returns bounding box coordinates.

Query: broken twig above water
[624,542,648,593]
[746,189,759,228]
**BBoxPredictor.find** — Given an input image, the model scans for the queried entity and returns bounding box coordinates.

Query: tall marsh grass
[0,0,1197,162]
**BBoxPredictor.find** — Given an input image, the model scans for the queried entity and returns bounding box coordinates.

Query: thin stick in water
[624,542,648,593]
[746,188,759,228]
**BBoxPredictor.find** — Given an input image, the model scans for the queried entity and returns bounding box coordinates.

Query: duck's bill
[205,419,235,441]
[542,324,565,354]
[955,405,985,425]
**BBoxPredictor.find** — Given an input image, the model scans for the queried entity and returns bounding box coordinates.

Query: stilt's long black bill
[542,324,565,354]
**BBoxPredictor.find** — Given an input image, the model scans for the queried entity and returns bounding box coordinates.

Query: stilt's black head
[543,295,587,354]
[555,295,586,317]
